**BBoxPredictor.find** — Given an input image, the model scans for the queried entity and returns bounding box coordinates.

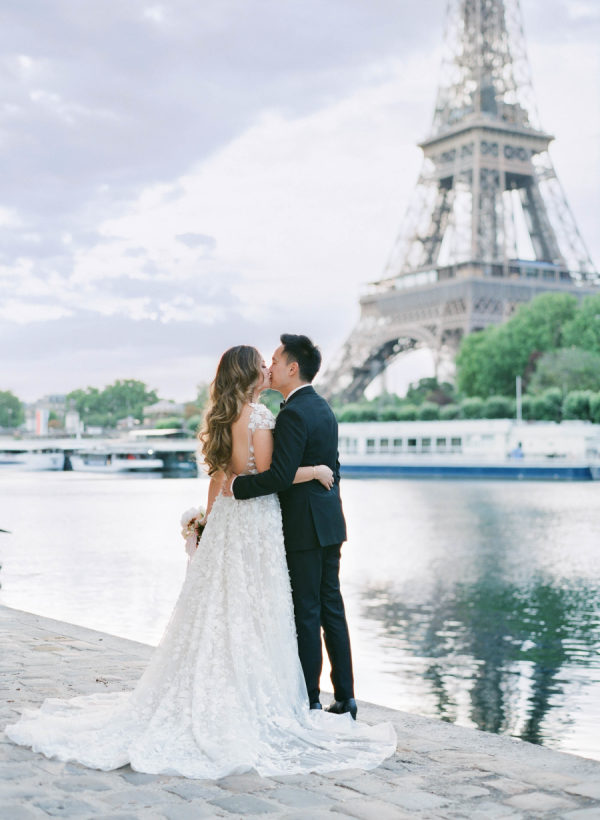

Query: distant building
[36,394,67,414]
[143,400,185,426]
[65,409,83,435]
[35,408,49,436]
[116,415,139,431]
[24,394,69,435]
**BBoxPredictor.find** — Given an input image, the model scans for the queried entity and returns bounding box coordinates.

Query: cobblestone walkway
[2,604,600,819]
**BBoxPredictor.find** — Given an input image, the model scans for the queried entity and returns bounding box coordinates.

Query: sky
[1,0,599,403]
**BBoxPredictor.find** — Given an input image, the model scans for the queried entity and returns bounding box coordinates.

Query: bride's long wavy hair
[199,345,263,476]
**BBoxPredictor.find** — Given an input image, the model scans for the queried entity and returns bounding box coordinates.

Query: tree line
[335,292,600,424]
[2,291,599,430]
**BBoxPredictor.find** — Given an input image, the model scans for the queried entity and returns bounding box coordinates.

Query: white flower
[180,505,207,541]
[180,507,201,528]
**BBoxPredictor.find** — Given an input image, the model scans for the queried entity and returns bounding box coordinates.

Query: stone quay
[2,604,600,819]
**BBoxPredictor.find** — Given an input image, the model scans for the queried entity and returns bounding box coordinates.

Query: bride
[6,345,396,778]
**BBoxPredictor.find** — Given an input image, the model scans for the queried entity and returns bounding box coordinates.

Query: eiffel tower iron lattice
[320,0,598,403]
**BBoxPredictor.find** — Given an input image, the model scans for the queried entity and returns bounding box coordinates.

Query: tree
[405,378,455,406]
[417,402,440,420]
[530,388,562,422]
[155,417,184,429]
[459,397,484,418]
[396,404,418,421]
[259,389,282,416]
[102,379,158,421]
[455,329,496,396]
[483,396,514,419]
[440,403,460,420]
[520,395,535,421]
[67,380,158,428]
[590,393,600,424]
[562,390,594,421]
[185,414,204,433]
[527,348,600,395]
[380,407,404,421]
[563,294,600,354]
[456,292,579,397]
[0,390,24,427]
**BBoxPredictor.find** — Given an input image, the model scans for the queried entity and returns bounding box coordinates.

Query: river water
[1,471,599,761]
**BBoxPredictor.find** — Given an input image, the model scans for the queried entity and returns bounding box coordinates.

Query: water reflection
[361,576,600,746]
[1,473,599,760]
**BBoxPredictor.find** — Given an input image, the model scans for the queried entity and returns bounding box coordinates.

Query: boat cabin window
[379,438,390,453]
[393,438,403,450]
[421,437,432,452]
[366,438,376,454]
[450,437,462,452]
[436,437,447,451]
[407,438,417,451]
[340,437,358,454]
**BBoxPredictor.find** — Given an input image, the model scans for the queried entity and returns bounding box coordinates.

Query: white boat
[0,442,65,471]
[338,419,600,480]
[70,449,163,472]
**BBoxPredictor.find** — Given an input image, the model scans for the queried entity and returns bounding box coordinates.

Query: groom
[231,334,357,719]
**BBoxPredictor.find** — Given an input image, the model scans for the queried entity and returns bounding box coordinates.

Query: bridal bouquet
[180,506,207,564]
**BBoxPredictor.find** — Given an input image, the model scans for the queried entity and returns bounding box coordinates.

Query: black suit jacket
[232,386,347,552]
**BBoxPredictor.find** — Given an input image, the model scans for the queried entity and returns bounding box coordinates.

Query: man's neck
[283,383,310,401]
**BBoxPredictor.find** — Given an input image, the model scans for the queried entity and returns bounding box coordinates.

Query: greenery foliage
[456,292,584,396]
[562,390,594,421]
[0,390,24,427]
[527,348,600,395]
[185,414,204,433]
[562,293,600,353]
[591,393,600,424]
[68,380,158,428]
[482,396,515,419]
[155,417,184,429]
[417,402,440,420]
[530,388,563,422]
[439,403,460,420]
[396,404,418,421]
[459,397,485,418]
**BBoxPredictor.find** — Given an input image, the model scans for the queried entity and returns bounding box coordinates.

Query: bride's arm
[294,465,334,489]
[253,429,333,489]
[206,470,226,516]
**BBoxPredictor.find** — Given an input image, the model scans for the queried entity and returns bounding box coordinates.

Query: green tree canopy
[456,292,580,397]
[68,380,159,428]
[0,390,25,428]
[563,294,600,354]
[527,348,600,395]
[405,378,456,406]
[563,390,594,421]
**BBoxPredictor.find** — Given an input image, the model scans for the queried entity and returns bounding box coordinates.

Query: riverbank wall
[2,604,600,819]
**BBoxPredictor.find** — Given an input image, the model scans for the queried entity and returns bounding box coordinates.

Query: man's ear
[289,360,299,376]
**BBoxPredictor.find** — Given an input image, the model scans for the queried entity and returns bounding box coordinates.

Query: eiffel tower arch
[321,0,598,403]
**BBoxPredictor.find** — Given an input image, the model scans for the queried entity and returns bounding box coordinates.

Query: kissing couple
[7,334,396,778]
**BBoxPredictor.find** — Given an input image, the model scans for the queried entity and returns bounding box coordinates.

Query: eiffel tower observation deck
[321,0,598,403]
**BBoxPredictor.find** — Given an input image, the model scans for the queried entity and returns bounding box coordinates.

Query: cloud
[0,0,598,402]
[175,233,216,253]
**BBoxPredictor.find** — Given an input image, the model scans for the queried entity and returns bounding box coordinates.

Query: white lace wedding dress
[6,403,396,778]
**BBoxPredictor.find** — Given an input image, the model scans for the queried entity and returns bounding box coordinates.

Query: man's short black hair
[280,333,322,382]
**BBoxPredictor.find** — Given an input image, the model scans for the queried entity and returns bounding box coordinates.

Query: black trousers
[285,544,354,705]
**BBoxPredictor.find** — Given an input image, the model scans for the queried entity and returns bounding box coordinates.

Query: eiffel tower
[321,0,598,402]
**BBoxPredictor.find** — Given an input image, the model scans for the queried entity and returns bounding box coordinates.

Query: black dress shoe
[310,702,322,710]
[326,698,357,720]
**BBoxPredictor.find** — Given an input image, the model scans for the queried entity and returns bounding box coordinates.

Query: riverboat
[0,441,65,471]
[70,449,163,472]
[338,419,600,480]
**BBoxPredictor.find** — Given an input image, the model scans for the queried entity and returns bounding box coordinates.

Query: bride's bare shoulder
[232,403,252,431]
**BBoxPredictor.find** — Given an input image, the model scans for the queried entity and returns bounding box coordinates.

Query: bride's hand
[314,465,334,490]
